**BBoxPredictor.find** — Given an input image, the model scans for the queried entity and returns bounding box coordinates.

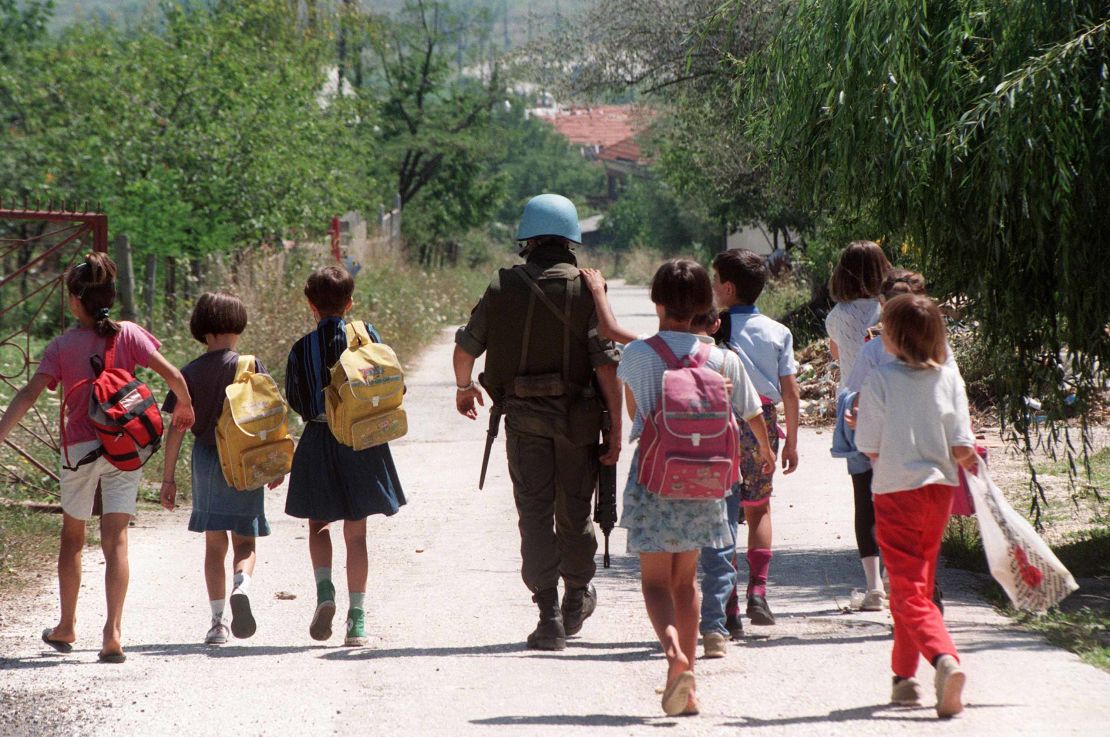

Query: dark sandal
[41,629,73,654]
[97,651,127,664]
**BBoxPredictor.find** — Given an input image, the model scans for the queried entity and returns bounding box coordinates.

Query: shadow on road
[471,714,679,727]
[722,701,1017,728]
[318,639,660,663]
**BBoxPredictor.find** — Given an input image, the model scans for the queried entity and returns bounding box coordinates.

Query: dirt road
[2,281,1108,737]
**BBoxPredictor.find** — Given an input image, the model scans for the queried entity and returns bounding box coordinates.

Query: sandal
[661,671,695,716]
[41,629,73,654]
[97,651,127,664]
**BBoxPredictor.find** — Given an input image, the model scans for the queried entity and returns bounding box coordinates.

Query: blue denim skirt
[189,441,270,537]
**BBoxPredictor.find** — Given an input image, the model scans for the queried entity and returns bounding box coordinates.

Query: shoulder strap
[103,333,117,371]
[234,355,255,381]
[516,266,572,328]
[345,320,372,349]
[645,335,709,370]
[645,335,681,370]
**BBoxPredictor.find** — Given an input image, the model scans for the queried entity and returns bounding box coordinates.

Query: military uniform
[455,246,620,595]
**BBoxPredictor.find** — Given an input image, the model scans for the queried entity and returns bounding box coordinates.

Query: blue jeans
[699,484,742,635]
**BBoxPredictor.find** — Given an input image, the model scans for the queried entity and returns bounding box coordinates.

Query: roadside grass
[2,247,488,592]
[942,445,1110,671]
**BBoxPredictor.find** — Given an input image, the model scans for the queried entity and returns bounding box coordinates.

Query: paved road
[2,281,1108,737]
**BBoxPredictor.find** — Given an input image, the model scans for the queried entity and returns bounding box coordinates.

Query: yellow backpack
[325,321,407,450]
[216,355,294,491]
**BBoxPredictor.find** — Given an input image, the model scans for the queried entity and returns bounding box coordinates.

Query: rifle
[593,409,617,568]
[477,372,503,490]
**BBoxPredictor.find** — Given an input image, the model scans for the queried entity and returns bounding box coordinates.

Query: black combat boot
[561,584,597,637]
[526,588,566,650]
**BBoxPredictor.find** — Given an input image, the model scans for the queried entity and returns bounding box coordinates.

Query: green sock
[349,592,365,611]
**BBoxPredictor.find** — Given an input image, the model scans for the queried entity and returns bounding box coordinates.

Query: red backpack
[637,336,739,500]
[65,334,163,471]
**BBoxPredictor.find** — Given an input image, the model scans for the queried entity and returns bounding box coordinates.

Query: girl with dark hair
[0,252,194,663]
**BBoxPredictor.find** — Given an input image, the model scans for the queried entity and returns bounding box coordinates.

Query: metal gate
[0,201,108,495]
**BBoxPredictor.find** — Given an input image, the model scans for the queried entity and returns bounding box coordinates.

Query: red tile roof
[547,106,649,149]
[597,136,643,163]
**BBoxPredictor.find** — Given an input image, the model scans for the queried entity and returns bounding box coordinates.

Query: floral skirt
[619,448,732,553]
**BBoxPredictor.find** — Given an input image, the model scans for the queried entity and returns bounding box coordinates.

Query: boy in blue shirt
[706,249,799,631]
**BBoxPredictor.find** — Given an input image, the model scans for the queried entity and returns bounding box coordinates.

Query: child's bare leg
[670,551,701,671]
[640,553,689,684]
[342,519,368,593]
[230,534,256,578]
[50,514,85,642]
[99,513,130,655]
[204,532,230,602]
[745,503,772,550]
[308,520,333,570]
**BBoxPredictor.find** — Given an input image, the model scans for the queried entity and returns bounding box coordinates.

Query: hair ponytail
[65,252,121,337]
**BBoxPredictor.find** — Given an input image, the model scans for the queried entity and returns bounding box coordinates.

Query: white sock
[233,571,251,594]
[210,599,226,621]
[862,556,882,592]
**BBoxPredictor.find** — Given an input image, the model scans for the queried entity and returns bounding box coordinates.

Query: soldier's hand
[579,268,607,294]
[600,433,621,465]
[456,384,484,420]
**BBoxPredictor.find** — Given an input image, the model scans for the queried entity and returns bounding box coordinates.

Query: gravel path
[2,281,1108,737]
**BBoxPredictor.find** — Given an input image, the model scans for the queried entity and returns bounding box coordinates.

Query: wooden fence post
[114,234,138,322]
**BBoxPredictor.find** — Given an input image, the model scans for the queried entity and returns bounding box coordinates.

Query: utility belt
[502,377,603,444]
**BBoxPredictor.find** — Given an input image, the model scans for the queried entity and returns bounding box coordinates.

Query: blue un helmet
[515,193,582,245]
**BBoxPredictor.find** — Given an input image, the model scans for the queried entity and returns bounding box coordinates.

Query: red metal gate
[1,201,108,494]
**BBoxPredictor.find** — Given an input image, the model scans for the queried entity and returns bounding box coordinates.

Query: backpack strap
[234,355,255,381]
[645,335,710,370]
[515,267,577,385]
[345,320,373,349]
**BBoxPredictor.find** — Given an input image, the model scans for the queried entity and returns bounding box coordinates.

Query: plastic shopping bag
[964,465,1078,612]
[952,445,989,517]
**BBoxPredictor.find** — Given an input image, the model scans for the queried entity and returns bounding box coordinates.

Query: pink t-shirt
[36,322,162,445]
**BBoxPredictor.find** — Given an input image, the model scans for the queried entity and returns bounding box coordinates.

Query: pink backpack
[637,336,739,500]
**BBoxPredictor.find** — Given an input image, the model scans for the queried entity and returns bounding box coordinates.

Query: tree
[736,0,1109,513]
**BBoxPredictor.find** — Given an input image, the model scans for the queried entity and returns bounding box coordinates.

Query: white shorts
[59,440,141,520]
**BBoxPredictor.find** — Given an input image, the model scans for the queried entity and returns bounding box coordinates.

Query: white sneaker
[702,631,728,659]
[861,589,886,611]
[891,677,923,705]
[205,618,229,646]
[934,655,966,718]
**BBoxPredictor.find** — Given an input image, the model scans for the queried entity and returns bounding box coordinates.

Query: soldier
[453,193,623,651]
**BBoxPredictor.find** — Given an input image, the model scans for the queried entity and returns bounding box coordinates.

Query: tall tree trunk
[114,235,138,322]
[165,256,177,327]
[144,253,157,331]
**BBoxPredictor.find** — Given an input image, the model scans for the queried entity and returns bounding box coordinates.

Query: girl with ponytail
[0,251,195,663]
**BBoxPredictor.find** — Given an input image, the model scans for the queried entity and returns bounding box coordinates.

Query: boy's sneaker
[205,618,229,646]
[309,580,337,642]
[747,595,776,625]
[891,676,923,706]
[861,590,886,612]
[934,654,966,718]
[229,589,257,639]
[702,631,728,659]
[725,613,744,640]
[343,608,367,647]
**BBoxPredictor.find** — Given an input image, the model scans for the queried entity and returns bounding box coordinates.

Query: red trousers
[874,483,959,678]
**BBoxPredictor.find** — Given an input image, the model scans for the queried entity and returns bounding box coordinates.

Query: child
[841,271,958,611]
[0,252,194,663]
[825,240,891,390]
[710,249,800,626]
[284,266,406,647]
[840,270,927,610]
[160,292,278,645]
[617,259,774,716]
[854,293,977,718]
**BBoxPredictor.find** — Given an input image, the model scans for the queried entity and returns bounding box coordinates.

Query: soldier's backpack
[637,336,738,500]
[325,321,407,450]
[216,355,294,490]
[72,334,163,471]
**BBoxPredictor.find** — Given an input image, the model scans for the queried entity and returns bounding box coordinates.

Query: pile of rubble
[795,339,839,426]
